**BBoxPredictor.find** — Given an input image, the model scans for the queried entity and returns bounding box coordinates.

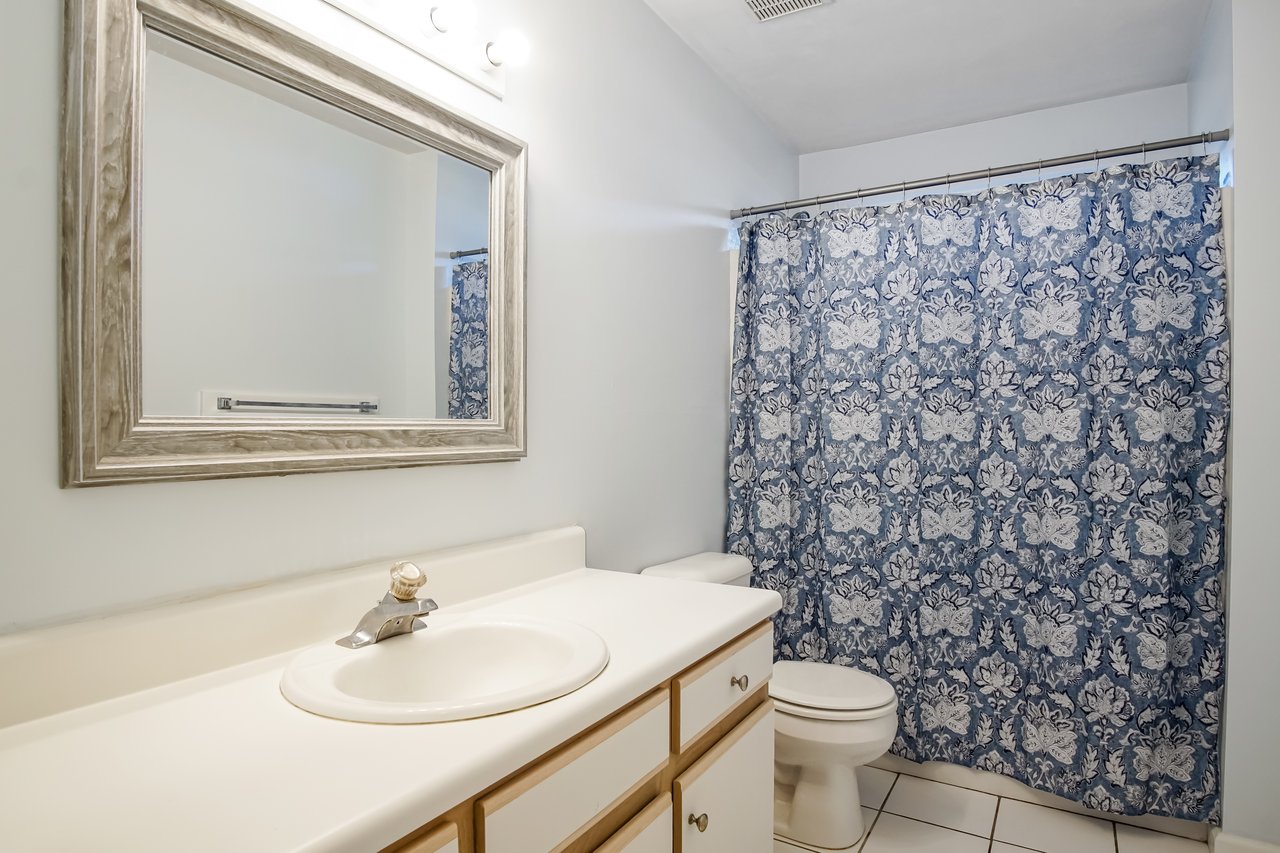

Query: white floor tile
[861,813,990,853]
[775,839,813,853]
[1116,823,1209,852]
[992,844,1042,853]
[995,799,1115,853]
[882,774,998,837]
[857,766,897,809]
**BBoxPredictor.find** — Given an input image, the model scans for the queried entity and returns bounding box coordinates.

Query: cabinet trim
[594,792,672,853]
[674,699,773,791]
[676,623,770,688]
[392,820,458,853]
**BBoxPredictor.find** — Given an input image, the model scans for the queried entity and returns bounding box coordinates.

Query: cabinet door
[673,701,773,853]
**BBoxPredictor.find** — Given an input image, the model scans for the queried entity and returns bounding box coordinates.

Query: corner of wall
[1212,829,1280,853]
[1187,0,1234,133]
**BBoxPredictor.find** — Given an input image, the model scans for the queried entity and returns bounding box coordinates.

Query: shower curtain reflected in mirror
[727,156,1229,822]
[448,259,489,419]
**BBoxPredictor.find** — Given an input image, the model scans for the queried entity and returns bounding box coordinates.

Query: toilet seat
[770,661,897,721]
[773,695,896,722]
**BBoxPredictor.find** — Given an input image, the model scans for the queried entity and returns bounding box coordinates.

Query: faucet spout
[335,562,438,649]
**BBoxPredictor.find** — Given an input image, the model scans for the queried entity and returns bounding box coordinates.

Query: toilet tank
[640,552,753,587]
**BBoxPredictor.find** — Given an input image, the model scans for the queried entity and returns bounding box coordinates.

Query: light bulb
[485,28,530,67]
[427,0,476,34]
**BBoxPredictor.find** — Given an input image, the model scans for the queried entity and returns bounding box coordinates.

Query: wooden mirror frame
[61,0,527,486]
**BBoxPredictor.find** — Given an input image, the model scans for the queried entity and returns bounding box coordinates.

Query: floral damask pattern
[727,157,1228,822]
[447,260,489,419]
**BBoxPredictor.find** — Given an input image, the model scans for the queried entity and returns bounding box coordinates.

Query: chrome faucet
[336,561,438,649]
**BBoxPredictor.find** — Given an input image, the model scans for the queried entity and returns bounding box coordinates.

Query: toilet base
[774,831,862,852]
[774,761,867,850]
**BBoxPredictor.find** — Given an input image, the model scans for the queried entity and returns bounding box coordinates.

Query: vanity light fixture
[485,28,531,68]
[426,0,476,34]
[319,0,520,96]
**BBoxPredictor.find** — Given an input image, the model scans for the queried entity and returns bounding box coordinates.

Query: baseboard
[1212,829,1280,853]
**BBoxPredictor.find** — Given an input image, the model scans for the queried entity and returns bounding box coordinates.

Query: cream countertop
[0,568,780,852]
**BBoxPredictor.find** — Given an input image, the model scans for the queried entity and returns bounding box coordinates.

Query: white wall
[799,85,1191,200]
[0,0,795,631]
[1188,0,1234,136]
[1221,1,1280,846]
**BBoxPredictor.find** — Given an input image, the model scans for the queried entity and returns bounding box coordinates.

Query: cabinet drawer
[392,821,459,853]
[478,689,669,853]
[594,793,672,853]
[674,701,774,853]
[672,622,772,751]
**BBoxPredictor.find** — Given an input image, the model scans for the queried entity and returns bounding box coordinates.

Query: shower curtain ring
[1093,150,1100,173]
[986,167,993,191]
[1038,159,1044,182]
[901,181,908,204]
[1142,142,1148,164]
[945,174,952,194]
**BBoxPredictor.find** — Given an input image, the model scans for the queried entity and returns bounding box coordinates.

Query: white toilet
[642,553,898,852]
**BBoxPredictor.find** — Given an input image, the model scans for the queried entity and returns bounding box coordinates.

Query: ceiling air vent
[746,0,823,22]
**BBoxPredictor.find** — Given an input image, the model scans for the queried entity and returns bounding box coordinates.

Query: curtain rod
[731,129,1232,219]
[449,247,489,259]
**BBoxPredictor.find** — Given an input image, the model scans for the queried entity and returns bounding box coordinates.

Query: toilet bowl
[770,660,897,850]
[641,553,899,853]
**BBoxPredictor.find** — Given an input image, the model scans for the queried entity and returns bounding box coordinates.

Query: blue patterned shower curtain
[727,156,1229,823]
[447,259,489,419]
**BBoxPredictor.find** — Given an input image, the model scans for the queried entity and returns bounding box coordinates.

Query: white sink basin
[281,615,609,723]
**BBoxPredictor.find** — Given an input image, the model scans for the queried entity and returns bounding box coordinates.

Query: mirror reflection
[140,33,492,420]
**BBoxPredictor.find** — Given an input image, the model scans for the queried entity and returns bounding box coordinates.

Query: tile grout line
[877,771,902,810]
[877,810,1002,842]
[988,799,997,853]
[996,842,1052,853]
[858,807,882,852]
[858,772,899,851]
[877,775,1002,843]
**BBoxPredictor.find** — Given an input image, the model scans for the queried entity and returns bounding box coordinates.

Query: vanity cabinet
[385,621,774,853]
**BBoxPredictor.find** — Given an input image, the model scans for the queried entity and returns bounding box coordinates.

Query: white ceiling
[643,0,1215,153]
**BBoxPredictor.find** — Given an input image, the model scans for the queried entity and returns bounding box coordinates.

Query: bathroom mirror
[61,0,526,486]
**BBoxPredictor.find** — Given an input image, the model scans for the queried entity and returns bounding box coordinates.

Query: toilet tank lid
[640,552,753,584]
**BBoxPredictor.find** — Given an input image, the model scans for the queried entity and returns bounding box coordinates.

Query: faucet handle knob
[389,561,427,601]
